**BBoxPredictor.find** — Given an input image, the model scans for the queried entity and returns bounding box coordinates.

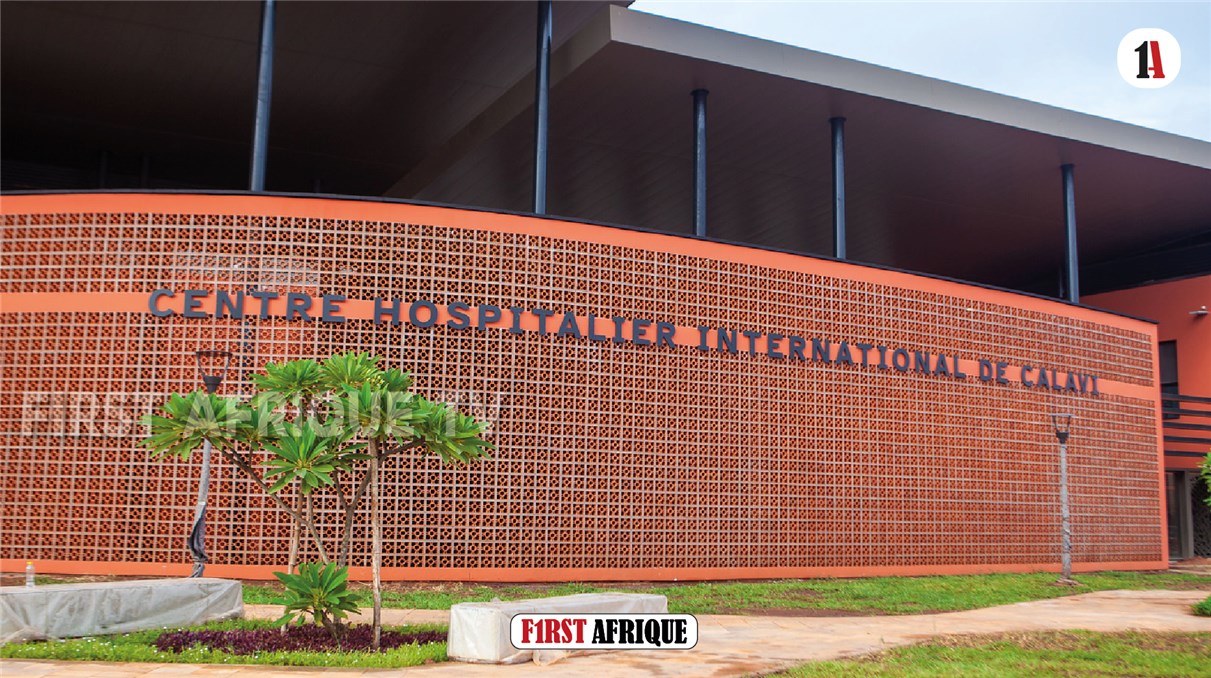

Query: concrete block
[0,578,242,644]
[448,592,667,664]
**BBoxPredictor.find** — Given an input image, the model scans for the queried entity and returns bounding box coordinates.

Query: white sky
[630,1,1211,142]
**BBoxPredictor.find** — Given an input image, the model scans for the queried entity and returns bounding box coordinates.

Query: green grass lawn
[775,630,1211,677]
[1195,593,1211,616]
[6,576,1210,671]
[0,619,448,668]
[241,570,1211,616]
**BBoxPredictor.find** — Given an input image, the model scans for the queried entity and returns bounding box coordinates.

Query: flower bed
[0,619,448,668]
[155,624,446,655]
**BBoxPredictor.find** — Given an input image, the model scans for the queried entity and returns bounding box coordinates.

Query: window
[1160,340,1179,419]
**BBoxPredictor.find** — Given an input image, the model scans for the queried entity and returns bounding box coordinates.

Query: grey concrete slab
[1,579,242,644]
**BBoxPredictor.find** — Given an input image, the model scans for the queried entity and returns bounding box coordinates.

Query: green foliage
[262,425,346,495]
[334,383,420,445]
[236,399,288,450]
[252,359,325,410]
[141,391,246,459]
[143,352,492,508]
[273,562,365,631]
[1194,594,1211,617]
[411,396,493,463]
[320,351,382,390]
[1200,453,1211,508]
[379,367,414,392]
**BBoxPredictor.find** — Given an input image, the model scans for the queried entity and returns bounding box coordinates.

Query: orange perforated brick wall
[0,194,1165,580]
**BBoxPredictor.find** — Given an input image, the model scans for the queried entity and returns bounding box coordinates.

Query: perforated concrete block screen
[0,194,1164,580]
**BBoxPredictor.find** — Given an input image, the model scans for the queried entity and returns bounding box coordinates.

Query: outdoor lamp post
[189,350,233,577]
[1050,413,1077,585]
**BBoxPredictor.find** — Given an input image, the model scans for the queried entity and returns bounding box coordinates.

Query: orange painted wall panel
[1089,276,1211,471]
[0,194,1165,579]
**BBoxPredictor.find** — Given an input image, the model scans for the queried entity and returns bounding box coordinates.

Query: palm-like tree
[331,383,493,648]
[252,359,327,575]
[334,382,420,648]
[144,352,493,648]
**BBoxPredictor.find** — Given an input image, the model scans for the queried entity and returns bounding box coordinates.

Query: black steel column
[98,151,109,189]
[830,117,846,259]
[692,89,708,237]
[533,0,552,214]
[249,0,276,192]
[1061,163,1079,303]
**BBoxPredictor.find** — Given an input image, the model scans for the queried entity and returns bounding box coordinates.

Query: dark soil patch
[729,607,882,617]
[722,588,893,617]
[155,625,444,655]
[374,580,483,595]
[560,580,706,590]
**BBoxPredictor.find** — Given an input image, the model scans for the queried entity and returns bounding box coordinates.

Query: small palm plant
[273,561,365,640]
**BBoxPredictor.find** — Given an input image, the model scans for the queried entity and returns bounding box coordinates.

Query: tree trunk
[221,449,306,521]
[369,438,382,650]
[287,489,303,574]
[280,489,304,636]
[288,396,312,574]
[337,467,373,567]
[319,610,340,643]
[303,494,330,564]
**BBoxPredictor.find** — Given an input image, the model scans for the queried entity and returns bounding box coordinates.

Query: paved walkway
[4,590,1210,677]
